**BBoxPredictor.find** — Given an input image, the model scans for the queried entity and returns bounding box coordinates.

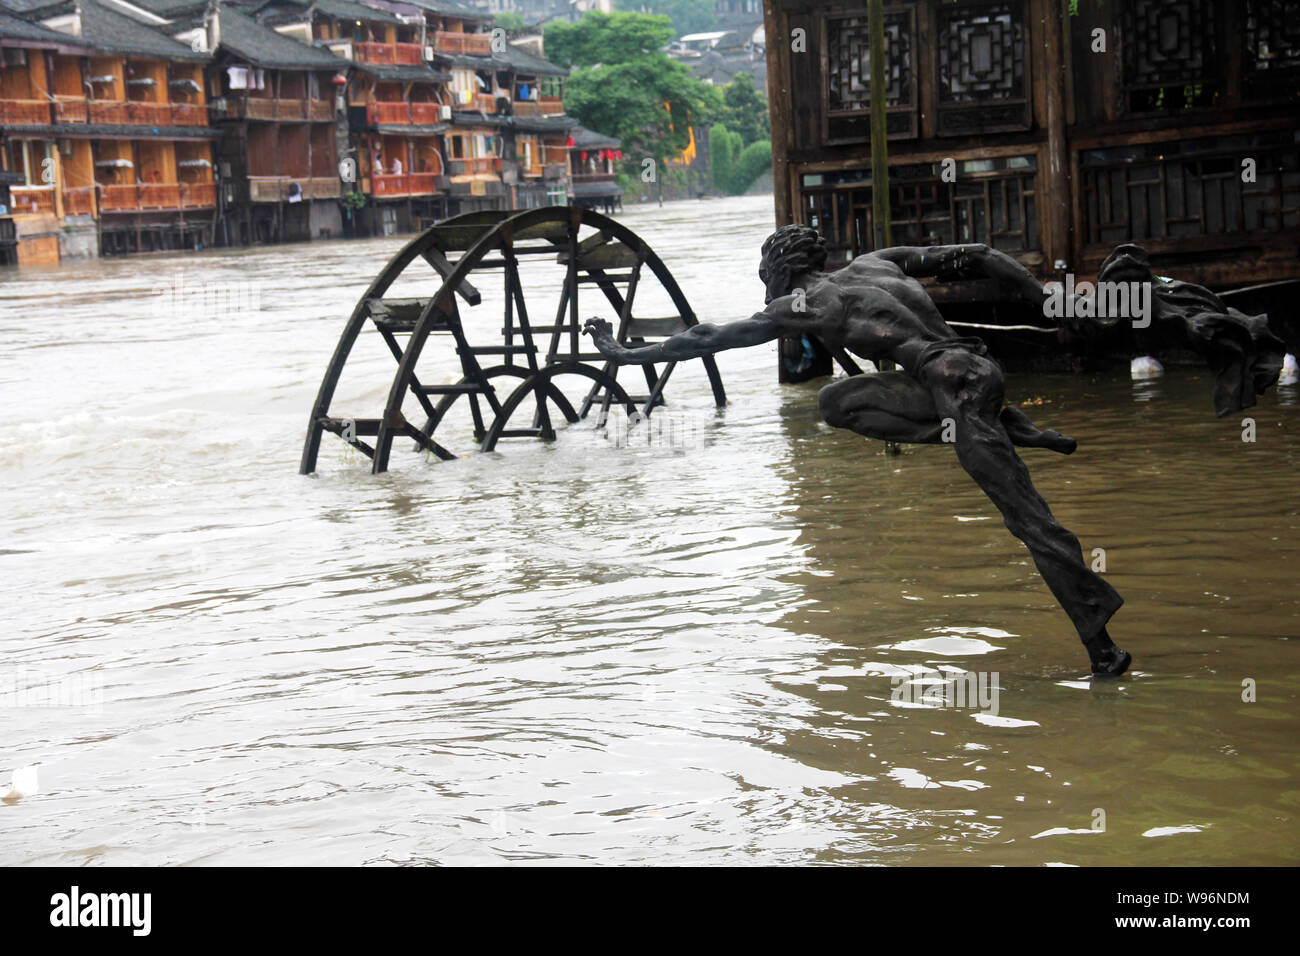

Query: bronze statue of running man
[584,224,1131,676]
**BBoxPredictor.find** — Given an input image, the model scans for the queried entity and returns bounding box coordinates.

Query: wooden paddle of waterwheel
[299,206,727,475]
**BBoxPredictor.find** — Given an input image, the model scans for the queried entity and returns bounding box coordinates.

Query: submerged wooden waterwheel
[299,206,727,475]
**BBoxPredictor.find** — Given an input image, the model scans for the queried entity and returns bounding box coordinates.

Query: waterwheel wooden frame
[299,206,727,475]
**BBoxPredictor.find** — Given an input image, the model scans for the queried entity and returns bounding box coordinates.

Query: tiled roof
[394,0,487,19]
[498,41,567,78]
[570,125,620,150]
[218,5,346,69]
[75,0,209,61]
[353,60,449,83]
[0,7,89,45]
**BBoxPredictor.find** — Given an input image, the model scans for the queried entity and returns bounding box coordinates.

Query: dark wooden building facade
[762,0,1300,300]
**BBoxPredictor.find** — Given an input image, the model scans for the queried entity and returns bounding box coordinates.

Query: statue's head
[1099,243,1153,285]
[759,224,828,303]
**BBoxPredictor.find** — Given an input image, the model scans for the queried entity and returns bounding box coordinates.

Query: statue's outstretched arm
[583,309,783,365]
[872,244,1044,303]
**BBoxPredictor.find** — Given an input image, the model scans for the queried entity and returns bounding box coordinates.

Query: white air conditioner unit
[438,104,451,120]
[424,46,434,61]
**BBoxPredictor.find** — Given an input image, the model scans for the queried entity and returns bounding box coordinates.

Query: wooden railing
[62,187,96,216]
[88,101,130,124]
[244,97,306,120]
[372,172,439,196]
[449,157,501,176]
[432,32,492,56]
[127,101,172,125]
[171,103,207,126]
[368,101,411,124]
[37,98,208,125]
[512,101,542,118]
[308,99,333,121]
[8,186,55,215]
[539,96,564,112]
[368,101,446,125]
[98,182,215,211]
[354,41,423,66]
[181,183,216,207]
[0,99,49,124]
[54,96,87,123]
[410,102,443,124]
[248,177,340,202]
[573,172,617,183]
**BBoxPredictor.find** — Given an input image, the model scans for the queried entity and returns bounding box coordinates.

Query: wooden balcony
[248,176,340,202]
[127,101,173,125]
[98,182,215,212]
[308,99,333,121]
[170,103,207,126]
[410,102,444,124]
[539,96,564,113]
[354,41,424,66]
[182,183,216,207]
[88,101,130,124]
[243,97,308,121]
[432,31,492,56]
[368,101,448,125]
[513,101,542,118]
[448,157,501,177]
[368,101,411,124]
[54,96,88,123]
[0,99,50,125]
[371,172,439,197]
[8,186,55,215]
[62,187,96,216]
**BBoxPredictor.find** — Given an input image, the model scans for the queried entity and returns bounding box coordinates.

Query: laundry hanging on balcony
[94,159,134,168]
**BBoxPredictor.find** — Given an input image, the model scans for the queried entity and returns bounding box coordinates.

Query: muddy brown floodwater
[1,194,1297,865]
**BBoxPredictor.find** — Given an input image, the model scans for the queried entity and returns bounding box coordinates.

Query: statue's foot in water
[1039,429,1077,455]
[1084,631,1131,678]
[999,406,1077,454]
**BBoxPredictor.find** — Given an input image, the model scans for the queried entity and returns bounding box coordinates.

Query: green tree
[613,0,717,36]
[708,123,770,195]
[709,124,741,193]
[730,139,772,194]
[552,13,722,182]
[720,72,769,147]
[544,12,675,69]
[493,12,526,34]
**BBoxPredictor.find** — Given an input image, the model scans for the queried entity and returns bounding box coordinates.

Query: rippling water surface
[2,194,1298,865]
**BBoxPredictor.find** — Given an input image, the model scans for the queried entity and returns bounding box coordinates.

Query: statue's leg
[819,372,1078,455]
[921,350,1129,676]
[817,372,945,443]
[999,405,1077,454]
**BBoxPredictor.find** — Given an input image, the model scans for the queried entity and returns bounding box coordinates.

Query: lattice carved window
[822,6,918,143]
[1119,0,1219,112]
[935,0,1030,137]
[1245,0,1300,102]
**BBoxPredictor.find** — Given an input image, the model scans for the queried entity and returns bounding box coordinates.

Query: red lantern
[580,151,587,162]
[615,150,622,160]
[566,136,574,147]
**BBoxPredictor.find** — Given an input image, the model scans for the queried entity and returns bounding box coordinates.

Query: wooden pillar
[1040,0,1070,272]
[868,0,891,250]
[763,0,792,227]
